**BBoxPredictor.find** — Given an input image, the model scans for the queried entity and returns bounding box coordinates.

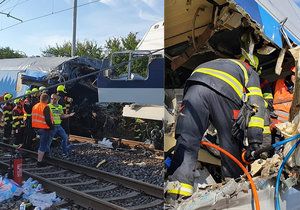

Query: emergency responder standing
[48,93,74,156]
[165,56,265,199]
[3,93,14,143]
[57,85,73,135]
[23,89,36,150]
[31,88,40,105]
[12,98,25,147]
[32,93,53,167]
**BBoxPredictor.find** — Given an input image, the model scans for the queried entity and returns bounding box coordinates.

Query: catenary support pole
[71,0,77,57]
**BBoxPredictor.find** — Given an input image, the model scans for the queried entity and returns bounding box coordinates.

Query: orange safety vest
[32,102,53,129]
[273,79,293,122]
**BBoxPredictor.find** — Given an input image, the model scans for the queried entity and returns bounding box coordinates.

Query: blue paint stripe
[233,0,300,47]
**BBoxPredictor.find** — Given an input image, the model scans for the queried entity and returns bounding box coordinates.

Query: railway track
[0,143,164,210]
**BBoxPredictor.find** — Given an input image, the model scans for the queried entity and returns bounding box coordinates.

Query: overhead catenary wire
[0,48,164,105]
[0,0,31,12]
[0,0,100,31]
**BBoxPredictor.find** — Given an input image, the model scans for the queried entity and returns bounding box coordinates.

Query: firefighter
[31,87,40,106]
[32,93,53,167]
[48,93,74,156]
[23,89,36,150]
[57,85,73,135]
[12,98,25,147]
[3,93,14,143]
[260,78,274,155]
[165,55,265,199]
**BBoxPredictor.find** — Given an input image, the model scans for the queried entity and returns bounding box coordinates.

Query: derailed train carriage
[165,0,300,209]
[0,21,164,149]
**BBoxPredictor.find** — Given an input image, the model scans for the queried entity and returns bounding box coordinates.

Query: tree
[0,47,26,59]
[42,40,104,60]
[42,33,146,77]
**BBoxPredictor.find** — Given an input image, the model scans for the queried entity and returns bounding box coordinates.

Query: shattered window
[109,51,150,80]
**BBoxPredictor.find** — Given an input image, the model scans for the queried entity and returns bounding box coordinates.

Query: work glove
[244,143,261,162]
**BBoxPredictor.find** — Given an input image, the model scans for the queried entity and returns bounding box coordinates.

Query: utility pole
[71,0,77,57]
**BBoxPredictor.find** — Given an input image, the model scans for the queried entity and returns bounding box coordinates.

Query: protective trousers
[168,84,244,186]
[4,123,12,139]
[23,118,36,150]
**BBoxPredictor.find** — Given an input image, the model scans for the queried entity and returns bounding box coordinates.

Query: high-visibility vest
[48,103,63,125]
[273,79,293,122]
[32,102,53,129]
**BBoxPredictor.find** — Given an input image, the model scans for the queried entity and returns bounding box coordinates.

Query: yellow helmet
[57,85,67,93]
[25,90,31,95]
[4,93,13,101]
[14,98,21,104]
[39,86,46,91]
[31,88,38,92]
[240,54,259,70]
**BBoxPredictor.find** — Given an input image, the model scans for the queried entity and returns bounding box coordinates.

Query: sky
[0,0,163,56]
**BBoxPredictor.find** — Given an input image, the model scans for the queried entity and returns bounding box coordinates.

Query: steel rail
[0,160,126,210]
[0,142,163,199]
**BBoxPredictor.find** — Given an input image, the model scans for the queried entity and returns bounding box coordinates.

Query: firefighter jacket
[57,92,72,114]
[260,78,273,135]
[3,102,14,125]
[12,105,25,131]
[23,97,34,120]
[187,58,265,144]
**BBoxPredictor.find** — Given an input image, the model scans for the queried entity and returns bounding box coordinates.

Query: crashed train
[0,21,164,149]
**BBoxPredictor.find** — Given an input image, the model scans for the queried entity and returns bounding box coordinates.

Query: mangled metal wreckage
[0,48,164,149]
[165,0,300,209]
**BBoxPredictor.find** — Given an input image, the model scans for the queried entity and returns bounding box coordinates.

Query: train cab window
[109,51,150,80]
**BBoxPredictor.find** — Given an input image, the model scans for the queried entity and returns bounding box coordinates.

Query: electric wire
[0,0,99,31]
[0,47,164,105]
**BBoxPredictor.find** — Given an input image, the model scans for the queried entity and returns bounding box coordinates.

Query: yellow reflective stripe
[167,183,193,197]
[228,59,249,85]
[263,126,271,134]
[32,113,45,118]
[264,100,268,108]
[247,87,263,97]
[248,116,264,128]
[193,68,243,98]
[167,189,192,197]
[263,93,273,99]
[3,111,11,114]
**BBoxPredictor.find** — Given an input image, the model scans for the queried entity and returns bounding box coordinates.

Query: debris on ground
[97,137,114,149]
[167,121,300,210]
[51,142,164,186]
[0,175,61,210]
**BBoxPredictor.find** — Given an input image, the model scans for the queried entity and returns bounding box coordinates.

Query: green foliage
[0,47,26,59]
[42,32,148,78]
[42,40,103,60]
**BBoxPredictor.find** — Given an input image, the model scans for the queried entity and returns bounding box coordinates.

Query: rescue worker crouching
[32,93,54,167]
[3,93,14,143]
[165,55,265,199]
[48,93,74,157]
[12,98,25,147]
